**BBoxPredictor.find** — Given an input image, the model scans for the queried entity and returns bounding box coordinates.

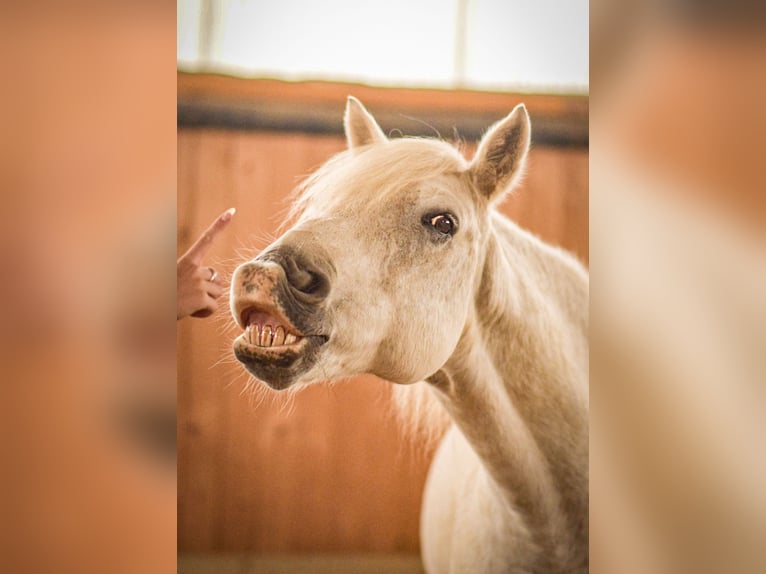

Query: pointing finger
[184,208,236,264]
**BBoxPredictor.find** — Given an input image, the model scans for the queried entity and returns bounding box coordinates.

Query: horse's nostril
[289,268,328,298]
[293,270,320,293]
[266,247,331,301]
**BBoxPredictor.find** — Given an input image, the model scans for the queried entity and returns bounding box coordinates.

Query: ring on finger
[208,267,218,282]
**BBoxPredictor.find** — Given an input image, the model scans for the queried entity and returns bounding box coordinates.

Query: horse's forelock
[286,138,469,226]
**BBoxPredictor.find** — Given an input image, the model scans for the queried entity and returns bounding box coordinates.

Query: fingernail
[222,207,236,221]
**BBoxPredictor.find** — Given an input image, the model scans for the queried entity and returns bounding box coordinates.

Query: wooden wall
[178,121,587,554]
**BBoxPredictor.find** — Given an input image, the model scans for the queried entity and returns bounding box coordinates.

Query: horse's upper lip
[239,304,301,336]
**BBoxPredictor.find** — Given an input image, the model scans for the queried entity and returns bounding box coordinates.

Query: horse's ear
[469,104,530,201]
[344,96,387,148]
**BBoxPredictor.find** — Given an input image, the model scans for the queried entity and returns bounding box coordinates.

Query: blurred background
[176,1,588,573]
[0,4,176,574]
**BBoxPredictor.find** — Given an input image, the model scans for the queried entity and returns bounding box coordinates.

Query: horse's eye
[426,213,457,237]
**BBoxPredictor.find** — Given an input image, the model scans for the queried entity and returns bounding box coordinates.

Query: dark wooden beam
[178,73,588,148]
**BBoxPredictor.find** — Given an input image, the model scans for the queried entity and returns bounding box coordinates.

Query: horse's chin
[232,333,328,390]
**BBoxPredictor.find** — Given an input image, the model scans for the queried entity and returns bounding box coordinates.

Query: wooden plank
[178,554,425,574]
[178,131,240,551]
[177,126,588,554]
[179,130,433,554]
[178,74,588,147]
[178,73,587,117]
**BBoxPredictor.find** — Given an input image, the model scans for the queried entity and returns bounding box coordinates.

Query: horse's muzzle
[229,249,331,389]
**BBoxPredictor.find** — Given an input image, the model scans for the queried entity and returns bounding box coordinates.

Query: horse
[229,97,589,573]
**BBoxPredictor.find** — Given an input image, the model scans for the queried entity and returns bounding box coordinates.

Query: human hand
[177,208,235,320]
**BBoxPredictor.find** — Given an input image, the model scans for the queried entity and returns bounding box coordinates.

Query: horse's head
[231,97,530,389]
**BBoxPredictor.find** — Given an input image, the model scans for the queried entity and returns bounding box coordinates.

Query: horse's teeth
[261,325,272,347]
[245,323,300,347]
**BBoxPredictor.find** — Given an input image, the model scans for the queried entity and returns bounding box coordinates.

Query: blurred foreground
[0,4,176,574]
[591,2,766,573]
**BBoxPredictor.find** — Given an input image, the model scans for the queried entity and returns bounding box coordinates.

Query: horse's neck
[429,212,589,561]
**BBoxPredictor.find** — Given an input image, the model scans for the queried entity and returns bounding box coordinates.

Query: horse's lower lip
[232,333,329,389]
